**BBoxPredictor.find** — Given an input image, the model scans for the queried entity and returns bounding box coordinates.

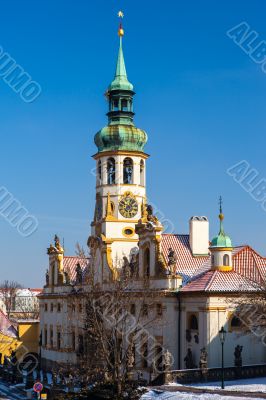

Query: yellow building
[0,310,39,365]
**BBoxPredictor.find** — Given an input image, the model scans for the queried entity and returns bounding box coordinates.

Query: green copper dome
[210,202,232,248]
[211,232,232,248]
[94,125,148,153]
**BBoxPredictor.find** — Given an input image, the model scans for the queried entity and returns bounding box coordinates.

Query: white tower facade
[89,20,149,271]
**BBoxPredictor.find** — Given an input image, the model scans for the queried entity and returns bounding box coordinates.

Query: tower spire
[218,195,225,236]
[94,11,148,153]
[108,11,133,93]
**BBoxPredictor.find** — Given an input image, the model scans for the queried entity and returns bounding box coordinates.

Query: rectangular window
[57,303,61,312]
[72,331,76,351]
[44,329,47,346]
[142,304,148,317]
[141,340,148,368]
[50,327,53,347]
[130,304,136,315]
[156,303,163,316]
[78,334,84,355]
[79,303,82,313]
[44,303,48,312]
[57,331,61,350]
[121,99,128,111]
[113,99,119,110]
[50,303,54,312]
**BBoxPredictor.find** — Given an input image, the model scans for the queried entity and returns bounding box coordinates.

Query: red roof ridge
[162,233,188,237]
[205,270,218,291]
[64,256,89,259]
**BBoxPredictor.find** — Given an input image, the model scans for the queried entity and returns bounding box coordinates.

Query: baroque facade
[39,19,266,378]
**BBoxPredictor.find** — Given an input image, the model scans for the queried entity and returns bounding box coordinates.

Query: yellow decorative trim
[110,238,138,242]
[96,184,146,189]
[120,190,137,199]
[210,247,233,252]
[105,246,118,280]
[93,150,150,160]
[105,192,116,221]
[199,306,227,311]
[122,227,135,237]
[212,265,233,272]
[102,218,139,223]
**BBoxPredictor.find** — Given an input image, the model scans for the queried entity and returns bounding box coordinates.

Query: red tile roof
[63,256,89,282]
[161,234,209,283]
[181,270,257,293]
[0,310,18,338]
[161,234,266,293]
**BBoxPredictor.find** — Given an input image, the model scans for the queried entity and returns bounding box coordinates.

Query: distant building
[0,288,41,320]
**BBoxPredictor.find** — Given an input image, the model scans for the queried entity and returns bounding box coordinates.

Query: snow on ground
[141,390,263,399]
[187,377,266,393]
[141,378,266,399]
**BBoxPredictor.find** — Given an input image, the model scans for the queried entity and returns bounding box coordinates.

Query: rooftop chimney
[189,216,209,256]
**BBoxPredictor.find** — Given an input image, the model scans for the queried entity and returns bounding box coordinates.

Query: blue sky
[0,0,266,286]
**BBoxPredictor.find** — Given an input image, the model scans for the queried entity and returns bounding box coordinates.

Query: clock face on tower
[119,195,138,218]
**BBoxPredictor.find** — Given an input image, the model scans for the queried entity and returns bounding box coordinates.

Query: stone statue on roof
[55,235,64,252]
[75,263,83,285]
[168,247,177,274]
[45,269,49,286]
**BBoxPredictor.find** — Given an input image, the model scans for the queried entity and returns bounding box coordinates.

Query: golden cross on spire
[118,11,124,37]
[219,195,223,214]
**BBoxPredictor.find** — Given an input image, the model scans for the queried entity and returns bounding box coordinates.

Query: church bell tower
[90,12,149,269]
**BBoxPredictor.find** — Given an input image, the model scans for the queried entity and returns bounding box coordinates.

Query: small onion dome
[109,75,133,92]
[94,125,148,153]
[211,232,232,248]
[210,212,232,248]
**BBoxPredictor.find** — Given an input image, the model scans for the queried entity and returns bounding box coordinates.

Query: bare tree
[0,280,23,318]
[226,278,266,339]
[14,289,40,320]
[49,245,166,399]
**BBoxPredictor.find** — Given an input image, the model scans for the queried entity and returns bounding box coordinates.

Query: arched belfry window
[223,254,230,266]
[123,157,133,184]
[107,158,115,184]
[140,160,144,186]
[98,160,102,183]
[231,315,242,329]
[189,314,198,330]
[144,248,150,278]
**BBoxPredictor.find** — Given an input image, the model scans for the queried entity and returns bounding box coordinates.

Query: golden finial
[118,10,124,37]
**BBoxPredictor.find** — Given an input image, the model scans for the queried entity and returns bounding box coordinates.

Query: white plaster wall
[212,250,232,267]
[181,295,266,369]
[189,218,209,256]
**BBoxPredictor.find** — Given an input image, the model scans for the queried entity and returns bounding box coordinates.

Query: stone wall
[163,364,266,384]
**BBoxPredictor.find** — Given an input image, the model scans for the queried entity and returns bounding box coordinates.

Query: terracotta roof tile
[63,256,90,283]
[181,270,257,293]
[161,234,266,293]
[161,234,209,283]
[0,310,18,338]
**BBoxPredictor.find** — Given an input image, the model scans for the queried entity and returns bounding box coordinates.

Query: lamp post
[219,326,227,389]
